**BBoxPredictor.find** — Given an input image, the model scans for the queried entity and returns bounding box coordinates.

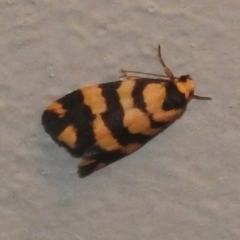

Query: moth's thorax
[175,76,195,99]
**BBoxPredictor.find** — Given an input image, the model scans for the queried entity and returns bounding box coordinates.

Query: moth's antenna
[158,45,175,81]
[192,94,212,100]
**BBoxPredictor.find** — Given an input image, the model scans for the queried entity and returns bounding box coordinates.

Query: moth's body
[42,45,210,177]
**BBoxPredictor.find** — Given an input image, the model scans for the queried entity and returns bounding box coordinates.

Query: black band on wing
[162,81,187,110]
[57,90,96,155]
[99,81,150,145]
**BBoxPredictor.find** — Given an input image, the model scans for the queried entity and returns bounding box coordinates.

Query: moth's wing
[42,88,96,157]
[131,77,188,122]
[78,145,126,178]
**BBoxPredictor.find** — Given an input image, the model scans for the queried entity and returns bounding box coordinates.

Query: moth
[42,45,211,177]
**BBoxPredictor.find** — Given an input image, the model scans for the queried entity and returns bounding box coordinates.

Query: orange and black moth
[42,45,211,178]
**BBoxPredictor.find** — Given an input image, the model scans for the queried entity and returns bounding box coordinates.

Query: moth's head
[174,74,211,101]
[175,74,195,100]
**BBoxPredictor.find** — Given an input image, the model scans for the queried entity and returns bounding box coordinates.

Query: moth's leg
[157,45,175,81]
[191,94,212,100]
[120,69,128,77]
[78,145,125,178]
[120,69,169,79]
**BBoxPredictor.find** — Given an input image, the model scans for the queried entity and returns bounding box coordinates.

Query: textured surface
[1,1,240,239]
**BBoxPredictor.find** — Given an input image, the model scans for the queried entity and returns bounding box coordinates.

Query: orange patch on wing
[93,115,121,151]
[81,86,106,114]
[153,109,182,122]
[123,108,151,134]
[117,80,136,110]
[144,127,162,136]
[57,125,77,148]
[143,83,166,115]
[47,102,67,117]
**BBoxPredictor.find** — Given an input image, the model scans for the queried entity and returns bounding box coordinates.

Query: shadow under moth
[42,45,211,177]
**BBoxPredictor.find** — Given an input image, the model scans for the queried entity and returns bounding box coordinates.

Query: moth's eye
[179,75,189,82]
